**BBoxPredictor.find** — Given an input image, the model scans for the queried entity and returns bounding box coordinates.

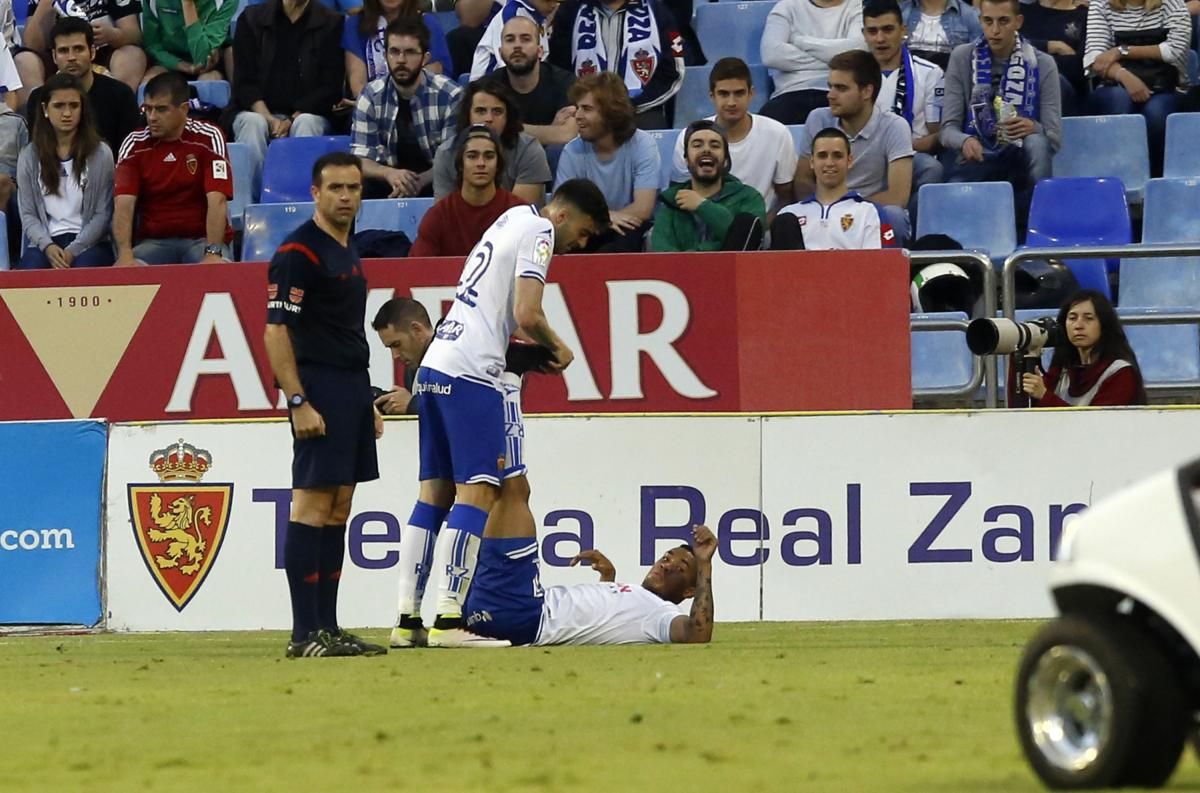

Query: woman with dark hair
[343,0,453,96]
[430,78,551,204]
[1022,289,1148,407]
[15,73,114,269]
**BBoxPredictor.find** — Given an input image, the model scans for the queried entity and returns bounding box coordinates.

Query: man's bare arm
[669,525,715,644]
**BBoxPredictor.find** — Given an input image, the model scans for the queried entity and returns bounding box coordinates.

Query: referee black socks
[318,524,347,633]
[284,521,323,643]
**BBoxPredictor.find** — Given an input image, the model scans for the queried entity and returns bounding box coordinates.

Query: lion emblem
[146,492,210,575]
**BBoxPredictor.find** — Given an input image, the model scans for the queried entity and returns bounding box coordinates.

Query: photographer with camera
[1022,290,1147,407]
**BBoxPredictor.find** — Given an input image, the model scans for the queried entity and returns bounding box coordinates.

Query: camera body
[965,316,1062,357]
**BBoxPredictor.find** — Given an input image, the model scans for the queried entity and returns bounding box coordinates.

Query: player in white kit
[404,178,610,647]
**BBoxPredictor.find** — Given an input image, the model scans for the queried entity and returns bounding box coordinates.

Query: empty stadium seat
[644,129,681,188]
[434,10,459,33]
[911,312,975,394]
[1027,177,1130,296]
[1121,178,1200,308]
[260,136,351,203]
[241,202,313,261]
[226,142,255,232]
[137,80,232,108]
[693,2,773,64]
[673,63,770,127]
[915,182,1017,261]
[787,124,804,156]
[1122,309,1200,388]
[1053,115,1149,202]
[1163,113,1200,178]
[357,198,434,240]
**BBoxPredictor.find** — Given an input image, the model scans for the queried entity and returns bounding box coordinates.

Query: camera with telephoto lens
[965,316,1062,357]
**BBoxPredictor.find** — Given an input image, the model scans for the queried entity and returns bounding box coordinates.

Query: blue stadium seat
[261,136,351,203]
[673,64,770,127]
[787,123,804,156]
[644,128,682,188]
[1053,115,1150,203]
[226,142,255,232]
[0,212,9,270]
[137,80,232,108]
[434,10,459,34]
[1027,177,1130,296]
[241,202,313,262]
[1122,309,1200,388]
[1121,178,1200,308]
[911,312,974,393]
[1163,113,1200,178]
[357,198,435,240]
[693,2,773,64]
[915,182,1017,261]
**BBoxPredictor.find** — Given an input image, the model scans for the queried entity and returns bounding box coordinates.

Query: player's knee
[419,479,455,509]
[501,475,530,505]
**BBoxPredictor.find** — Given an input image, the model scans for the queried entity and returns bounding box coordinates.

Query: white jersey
[875,52,944,138]
[535,582,682,645]
[421,205,553,387]
[777,193,882,250]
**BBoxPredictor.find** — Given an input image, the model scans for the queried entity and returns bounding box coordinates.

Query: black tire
[1014,613,1188,789]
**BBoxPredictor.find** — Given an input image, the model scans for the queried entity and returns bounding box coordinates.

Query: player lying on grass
[464,523,716,646]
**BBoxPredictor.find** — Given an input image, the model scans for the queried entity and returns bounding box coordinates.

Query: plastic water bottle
[994,96,1023,148]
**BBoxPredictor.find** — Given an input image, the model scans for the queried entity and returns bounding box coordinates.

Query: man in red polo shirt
[113,71,234,265]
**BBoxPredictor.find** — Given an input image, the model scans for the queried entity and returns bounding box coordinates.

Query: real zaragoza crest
[127,439,233,611]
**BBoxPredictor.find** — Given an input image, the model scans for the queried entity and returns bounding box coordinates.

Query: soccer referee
[264,152,387,659]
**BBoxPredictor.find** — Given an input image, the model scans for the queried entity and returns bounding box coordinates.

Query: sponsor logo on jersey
[534,236,551,269]
[163,152,177,163]
[212,160,228,180]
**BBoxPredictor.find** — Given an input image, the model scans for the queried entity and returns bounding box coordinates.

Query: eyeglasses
[387,48,425,60]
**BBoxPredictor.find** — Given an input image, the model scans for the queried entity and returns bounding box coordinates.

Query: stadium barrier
[0,251,911,421]
[96,407,1200,631]
[0,420,106,626]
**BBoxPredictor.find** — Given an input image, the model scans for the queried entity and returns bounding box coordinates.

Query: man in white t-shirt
[773,126,882,250]
[669,57,797,211]
[466,520,716,646]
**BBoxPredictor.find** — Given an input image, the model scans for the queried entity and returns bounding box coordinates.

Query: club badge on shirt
[186,153,198,175]
[841,214,854,232]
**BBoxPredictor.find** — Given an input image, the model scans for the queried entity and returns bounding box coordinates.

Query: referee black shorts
[291,365,379,489]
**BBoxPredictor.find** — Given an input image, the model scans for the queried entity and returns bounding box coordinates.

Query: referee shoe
[331,629,388,656]
[286,629,359,658]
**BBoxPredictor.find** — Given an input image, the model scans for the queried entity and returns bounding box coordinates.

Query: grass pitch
[3,620,1199,793]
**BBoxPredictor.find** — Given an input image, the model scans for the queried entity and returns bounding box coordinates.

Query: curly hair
[456,78,522,150]
[568,72,637,146]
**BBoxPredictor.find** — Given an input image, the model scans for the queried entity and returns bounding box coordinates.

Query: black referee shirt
[266,218,370,370]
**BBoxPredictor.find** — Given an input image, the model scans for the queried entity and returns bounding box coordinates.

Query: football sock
[396,502,447,619]
[317,523,346,633]
[435,504,488,619]
[284,521,322,643]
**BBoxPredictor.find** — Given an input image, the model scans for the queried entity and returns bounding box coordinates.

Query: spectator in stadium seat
[1021,289,1148,407]
[1084,0,1189,177]
[553,71,658,251]
[493,15,578,146]
[25,18,141,160]
[351,16,462,199]
[112,72,234,265]
[22,0,146,91]
[940,0,1060,229]
[651,120,765,251]
[16,73,114,268]
[773,127,882,249]
[343,0,452,98]
[793,50,913,243]
[1020,0,1089,116]
[863,0,944,214]
[141,0,237,84]
[470,0,558,80]
[431,78,550,203]
[760,0,867,125]
[412,124,528,256]
[446,0,497,78]
[548,0,686,130]
[899,0,981,70]
[229,0,345,186]
[0,27,27,210]
[668,57,797,211]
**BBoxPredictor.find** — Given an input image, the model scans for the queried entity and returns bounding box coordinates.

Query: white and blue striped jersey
[421,205,554,388]
[777,193,882,250]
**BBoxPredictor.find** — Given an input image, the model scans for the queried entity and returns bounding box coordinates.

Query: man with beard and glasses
[351,16,461,199]
[651,119,765,252]
[492,16,577,146]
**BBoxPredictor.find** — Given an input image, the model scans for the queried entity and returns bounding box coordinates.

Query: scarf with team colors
[891,45,917,126]
[965,34,1040,144]
[571,0,661,100]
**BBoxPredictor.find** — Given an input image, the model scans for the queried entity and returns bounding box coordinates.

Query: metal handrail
[909,316,984,398]
[910,250,998,407]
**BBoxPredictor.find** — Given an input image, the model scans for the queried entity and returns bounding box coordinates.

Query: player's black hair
[50,15,94,49]
[311,152,363,187]
[551,178,610,231]
[812,126,852,153]
[372,296,432,331]
[144,71,190,106]
[385,15,431,55]
[862,0,904,25]
[828,49,882,104]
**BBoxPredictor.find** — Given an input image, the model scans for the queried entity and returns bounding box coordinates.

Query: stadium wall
[97,408,1197,631]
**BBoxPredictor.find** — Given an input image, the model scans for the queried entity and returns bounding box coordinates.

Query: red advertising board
[0,251,910,420]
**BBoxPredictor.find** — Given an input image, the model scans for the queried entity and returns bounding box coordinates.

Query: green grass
[3,621,1199,792]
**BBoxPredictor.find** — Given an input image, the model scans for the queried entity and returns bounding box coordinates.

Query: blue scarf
[965,35,1040,146]
[571,0,662,100]
[890,45,916,126]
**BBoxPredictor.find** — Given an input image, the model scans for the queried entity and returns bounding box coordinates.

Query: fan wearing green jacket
[142,0,238,82]
[651,119,767,252]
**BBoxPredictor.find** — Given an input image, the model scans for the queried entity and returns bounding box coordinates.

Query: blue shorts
[416,368,506,486]
[464,537,544,646]
[291,365,379,489]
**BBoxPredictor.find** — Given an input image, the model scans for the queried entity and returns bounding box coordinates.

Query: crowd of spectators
[0,0,1193,269]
